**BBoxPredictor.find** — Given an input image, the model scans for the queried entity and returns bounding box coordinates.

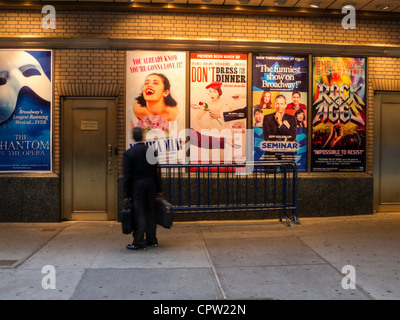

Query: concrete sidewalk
[0,213,400,300]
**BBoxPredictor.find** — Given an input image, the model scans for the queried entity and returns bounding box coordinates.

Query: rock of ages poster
[0,50,52,172]
[311,57,366,172]
[252,55,308,171]
[190,53,247,164]
[126,51,186,164]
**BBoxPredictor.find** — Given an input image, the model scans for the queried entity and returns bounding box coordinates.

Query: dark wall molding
[56,83,121,97]
[1,1,400,20]
[0,37,399,57]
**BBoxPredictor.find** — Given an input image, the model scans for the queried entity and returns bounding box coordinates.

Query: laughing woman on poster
[131,73,179,131]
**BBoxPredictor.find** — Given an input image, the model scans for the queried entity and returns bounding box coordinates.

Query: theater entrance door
[62,98,117,220]
[373,92,400,212]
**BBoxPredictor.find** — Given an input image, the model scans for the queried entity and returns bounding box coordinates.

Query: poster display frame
[251,54,309,172]
[0,49,53,173]
[121,51,369,175]
[188,52,248,167]
[125,50,187,164]
[310,55,367,173]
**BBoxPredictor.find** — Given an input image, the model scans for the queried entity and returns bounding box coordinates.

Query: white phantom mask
[0,51,51,124]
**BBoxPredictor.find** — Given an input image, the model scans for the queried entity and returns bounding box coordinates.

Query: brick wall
[367,57,400,173]
[1,9,400,175]
[2,11,400,46]
[53,49,125,174]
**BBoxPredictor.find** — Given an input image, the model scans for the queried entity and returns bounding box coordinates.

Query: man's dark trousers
[132,178,157,247]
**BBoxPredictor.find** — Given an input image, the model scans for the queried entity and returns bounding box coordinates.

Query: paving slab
[217,265,370,300]
[71,268,222,300]
[0,268,84,300]
[0,214,400,300]
[0,223,65,268]
[90,225,210,269]
[204,236,325,267]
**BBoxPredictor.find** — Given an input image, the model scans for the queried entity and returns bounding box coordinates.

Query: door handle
[107,145,113,173]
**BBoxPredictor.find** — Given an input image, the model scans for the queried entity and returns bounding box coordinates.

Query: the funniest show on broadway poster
[311,57,366,172]
[252,55,308,171]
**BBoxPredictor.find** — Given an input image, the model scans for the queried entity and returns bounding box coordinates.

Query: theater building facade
[0,1,399,222]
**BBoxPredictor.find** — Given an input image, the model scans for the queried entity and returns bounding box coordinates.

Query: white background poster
[190,53,247,164]
[126,51,186,163]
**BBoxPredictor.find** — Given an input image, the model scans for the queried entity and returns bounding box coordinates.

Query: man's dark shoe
[146,239,158,247]
[126,244,146,251]
[147,242,158,247]
[145,240,158,247]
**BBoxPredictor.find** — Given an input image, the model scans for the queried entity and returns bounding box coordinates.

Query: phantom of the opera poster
[0,50,52,172]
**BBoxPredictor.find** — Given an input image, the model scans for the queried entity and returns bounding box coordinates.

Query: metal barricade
[158,161,300,227]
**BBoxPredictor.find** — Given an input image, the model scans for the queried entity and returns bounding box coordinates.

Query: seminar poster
[0,50,52,172]
[311,57,366,172]
[190,53,247,164]
[126,50,186,163]
[252,55,308,171]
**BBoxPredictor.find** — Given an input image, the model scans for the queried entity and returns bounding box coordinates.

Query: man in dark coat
[263,94,296,142]
[123,127,161,250]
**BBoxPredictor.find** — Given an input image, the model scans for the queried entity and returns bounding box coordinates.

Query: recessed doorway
[373,92,400,212]
[62,97,117,220]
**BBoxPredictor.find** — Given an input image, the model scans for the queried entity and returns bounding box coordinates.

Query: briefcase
[155,198,173,229]
[120,200,134,234]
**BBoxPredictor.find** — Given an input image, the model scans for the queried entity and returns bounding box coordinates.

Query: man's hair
[292,91,301,97]
[254,108,262,116]
[133,126,143,142]
[275,94,286,102]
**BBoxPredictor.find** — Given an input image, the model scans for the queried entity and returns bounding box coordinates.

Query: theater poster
[252,55,308,171]
[0,50,52,172]
[190,53,247,164]
[311,57,366,172]
[126,51,186,163]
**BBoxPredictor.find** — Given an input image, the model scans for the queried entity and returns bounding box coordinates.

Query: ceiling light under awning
[310,1,321,8]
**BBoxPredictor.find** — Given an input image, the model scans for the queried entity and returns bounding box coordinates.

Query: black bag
[120,200,134,234]
[155,198,173,229]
